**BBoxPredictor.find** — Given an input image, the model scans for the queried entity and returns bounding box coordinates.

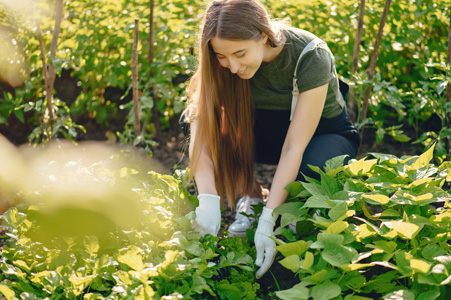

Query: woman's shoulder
[283,28,332,63]
[283,27,320,48]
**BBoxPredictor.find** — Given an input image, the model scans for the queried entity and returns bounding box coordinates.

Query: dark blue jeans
[180,106,360,182]
[253,107,360,181]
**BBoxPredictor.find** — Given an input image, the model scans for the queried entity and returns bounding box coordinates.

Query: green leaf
[285,181,308,198]
[345,295,373,300]
[320,172,338,196]
[302,182,327,197]
[422,244,446,261]
[417,289,440,300]
[322,244,358,267]
[311,281,341,300]
[395,252,412,275]
[216,281,247,300]
[276,282,309,300]
[328,201,348,221]
[380,208,401,218]
[324,155,347,173]
[303,195,333,209]
[280,213,305,228]
[13,108,24,123]
[307,269,329,282]
[372,241,398,254]
[382,289,415,300]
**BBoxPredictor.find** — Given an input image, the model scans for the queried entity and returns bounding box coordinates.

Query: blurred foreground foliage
[0,0,449,160]
[0,137,263,299]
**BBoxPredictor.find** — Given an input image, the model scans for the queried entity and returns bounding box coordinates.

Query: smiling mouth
[238,68,247,76]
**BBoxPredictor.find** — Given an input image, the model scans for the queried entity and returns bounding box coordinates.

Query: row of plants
[0,0,450,159]
[272,143,451,299]
[0,139,450,299]
[0,140,265,299]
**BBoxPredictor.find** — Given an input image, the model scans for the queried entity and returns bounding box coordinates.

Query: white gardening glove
[193,194,221,236]
[255,206,277,279]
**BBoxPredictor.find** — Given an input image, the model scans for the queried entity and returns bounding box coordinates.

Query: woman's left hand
[255,207,277,278]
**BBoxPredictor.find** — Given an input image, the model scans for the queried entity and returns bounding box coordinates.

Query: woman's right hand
[193,194,221,236]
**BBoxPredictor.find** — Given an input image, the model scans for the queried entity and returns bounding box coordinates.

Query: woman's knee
[296,134,358,182]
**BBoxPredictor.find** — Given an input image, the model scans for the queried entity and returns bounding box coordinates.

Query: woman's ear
[262,33,268,44]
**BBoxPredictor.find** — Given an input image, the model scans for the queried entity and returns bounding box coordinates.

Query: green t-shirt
[250,28,345,119]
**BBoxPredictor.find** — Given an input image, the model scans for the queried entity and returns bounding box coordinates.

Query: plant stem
[48,0,64,100]
[446,7,451,156]
[269,270,280,291]
[360,0,392,122]
[35,22,53,123]
[132,18,141,136]
[348,0,365,124]
[148,0,163,143]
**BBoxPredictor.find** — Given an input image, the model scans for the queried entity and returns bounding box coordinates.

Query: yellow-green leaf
[275,282,309,300]
[409,143,435,170]
[410,259,431,273]
[0,284,16,300]
[308,269,328,283]
[279,254,301,272]
[382,229,398,239]
[408,177,433,188]
[355,224,377,242]
[403,193,433,202]
[69,274,94,287]
[392,221,420,239]
[276,240,309,257]
[302,251,314,270]
[362,194,389,205]
[430,211,451,223]
[117,248,144,271]
[373,241,398,253]
[327,221,349,234]
[346,158,377,176]
[340,263,373,271]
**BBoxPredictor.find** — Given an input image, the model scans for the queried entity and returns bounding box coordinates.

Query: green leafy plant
[0,144,265,300]
[413,63,451,164]
[274,144,451,299]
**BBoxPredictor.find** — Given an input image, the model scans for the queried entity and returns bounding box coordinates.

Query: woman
[181,0,360,278]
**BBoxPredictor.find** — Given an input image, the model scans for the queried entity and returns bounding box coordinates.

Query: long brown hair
[186,0,283,207]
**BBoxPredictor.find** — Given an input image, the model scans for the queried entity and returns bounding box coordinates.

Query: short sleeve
[296,46,335,94]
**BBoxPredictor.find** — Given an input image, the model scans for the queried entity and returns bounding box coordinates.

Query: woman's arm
[189,121,218,195]
[265,83,329,209]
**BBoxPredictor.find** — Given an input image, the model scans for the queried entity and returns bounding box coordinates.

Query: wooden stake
[360,0,392,122]
[446,8,451,157]
[35,0,64,128]
[48,0,64,96]
[149,0,155,64]
[446,7,451,104]
[148,0,163,143]
[132,18,141,136]
[348,0,365,123]
[36,22,55,122]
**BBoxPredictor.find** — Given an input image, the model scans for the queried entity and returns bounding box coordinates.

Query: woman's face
[210,34,267,79]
